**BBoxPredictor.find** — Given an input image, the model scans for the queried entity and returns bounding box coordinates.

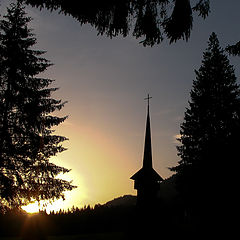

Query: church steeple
[130,95,163,207]
[143,95,153,169]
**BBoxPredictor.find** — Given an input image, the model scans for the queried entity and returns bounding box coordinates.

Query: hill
[104,195,136,207]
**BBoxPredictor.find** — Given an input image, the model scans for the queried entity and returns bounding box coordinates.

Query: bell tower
[130,95,163,207]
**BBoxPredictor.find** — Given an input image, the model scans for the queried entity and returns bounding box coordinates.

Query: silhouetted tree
[18,0,210,46]
[171,33,240,224]
[0,2,75,209]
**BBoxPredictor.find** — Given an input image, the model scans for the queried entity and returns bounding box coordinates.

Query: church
[130,95,163,207]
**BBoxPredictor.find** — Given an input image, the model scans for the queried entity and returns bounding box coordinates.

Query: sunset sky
[1,0,240,213]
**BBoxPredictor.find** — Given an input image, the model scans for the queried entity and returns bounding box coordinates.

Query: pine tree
[0,3,75,210]
[171,33,240,215]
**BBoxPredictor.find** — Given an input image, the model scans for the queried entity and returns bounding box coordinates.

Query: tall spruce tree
[0,3,75,210]
[172,33,240,215]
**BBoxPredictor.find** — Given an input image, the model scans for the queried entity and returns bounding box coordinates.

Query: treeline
[0,189,190,239]
[46,204,135,236]
[0,204,136,238]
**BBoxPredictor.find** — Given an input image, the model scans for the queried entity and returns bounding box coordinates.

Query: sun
[21,195,75,214]
[21,168,88,214]
[22,202,40,214]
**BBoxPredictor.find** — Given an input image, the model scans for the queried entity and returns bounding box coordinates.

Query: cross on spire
[144,94,152,107]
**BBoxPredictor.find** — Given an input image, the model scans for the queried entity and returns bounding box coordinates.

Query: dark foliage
[0,199,185,239]
[171,32,240,235]
[226,41,240,56]
[0,180,226,239]
[19,0,210,46]
[0,3,75,210]
[0,188,205,239]
[163,0,193,44]
[0,205,135,238]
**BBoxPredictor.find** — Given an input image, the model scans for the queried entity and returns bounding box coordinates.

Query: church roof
[130,167,163,181]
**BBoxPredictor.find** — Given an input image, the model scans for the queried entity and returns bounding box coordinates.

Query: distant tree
[0,2,75,210]
[171,33,240,215]
[18,0,210,46]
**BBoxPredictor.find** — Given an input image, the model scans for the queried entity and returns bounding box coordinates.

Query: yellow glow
[21,197,71,214]
[22,118,144,213]
[22,202,39,214]
[53,122,136,207]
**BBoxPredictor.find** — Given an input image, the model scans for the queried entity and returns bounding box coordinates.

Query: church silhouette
[130,95,163,207]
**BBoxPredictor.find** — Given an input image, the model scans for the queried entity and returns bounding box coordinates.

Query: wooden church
[130,95,163,207]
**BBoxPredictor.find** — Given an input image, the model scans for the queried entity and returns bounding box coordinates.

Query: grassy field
[0,232,125,240]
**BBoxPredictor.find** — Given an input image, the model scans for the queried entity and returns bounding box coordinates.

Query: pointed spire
[143,94,153,169]
[130,94,163,184]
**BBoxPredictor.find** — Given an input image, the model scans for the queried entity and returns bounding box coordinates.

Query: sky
[1,0,240,213]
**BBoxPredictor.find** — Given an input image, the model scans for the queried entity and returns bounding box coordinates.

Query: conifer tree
[0,2,75,210]
[171,33,240,212]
